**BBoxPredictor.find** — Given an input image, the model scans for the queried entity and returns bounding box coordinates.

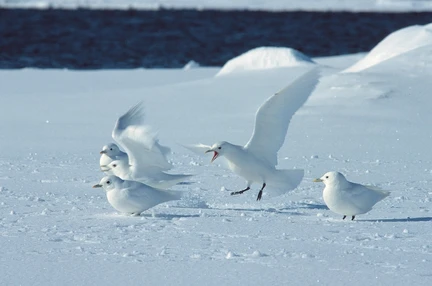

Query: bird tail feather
[160,189,184,201]
[266,169,304,196]
[366,185,391,198]
[143,174,193,189]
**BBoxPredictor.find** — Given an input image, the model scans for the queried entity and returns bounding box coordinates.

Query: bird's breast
[224,151,270,182]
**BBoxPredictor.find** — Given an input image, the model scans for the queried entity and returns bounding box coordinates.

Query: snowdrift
[216,47,315,76]
[344,23,432,73]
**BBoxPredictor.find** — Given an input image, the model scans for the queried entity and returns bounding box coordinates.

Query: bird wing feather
[112,102,172,173]
[244,68,320,166]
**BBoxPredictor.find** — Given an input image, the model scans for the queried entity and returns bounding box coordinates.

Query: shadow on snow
[360,217,432,223]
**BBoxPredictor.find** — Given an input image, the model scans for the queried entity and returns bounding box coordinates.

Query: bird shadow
[206,206,305,216]
[360,217,432,223]
[295,203,329,210]
[140,213,201,220]
[177,181,194,185]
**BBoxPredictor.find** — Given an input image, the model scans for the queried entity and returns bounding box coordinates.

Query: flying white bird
[188,68,320,201]
[93,175,182,215]
[313,171,390,220]
[99,143,127,175]
[100,103,192,189]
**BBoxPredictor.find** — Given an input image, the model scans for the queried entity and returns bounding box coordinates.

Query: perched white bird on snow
[93,175,182,215]
[100,103,192,189]
[188,68,320,201]
[99,143,127,175]
[313,171,390,220]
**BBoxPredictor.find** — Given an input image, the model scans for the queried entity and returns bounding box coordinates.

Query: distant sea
[0,8,431,69]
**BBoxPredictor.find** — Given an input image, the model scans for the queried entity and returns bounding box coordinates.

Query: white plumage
[191,68,320,200]
[314,171,390,220]
[93,175,182,215]
[99,143,127,175]
[100,103,192,188]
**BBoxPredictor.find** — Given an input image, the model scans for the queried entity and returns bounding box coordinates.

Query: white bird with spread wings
[100,103,192,189]
[186,68,320,201]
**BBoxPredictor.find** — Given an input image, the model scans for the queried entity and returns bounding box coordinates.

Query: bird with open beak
[187,68,320,200]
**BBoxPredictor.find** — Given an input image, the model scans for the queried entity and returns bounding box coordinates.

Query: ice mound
[344,23,432,73]
[216,47,315,76]
[183,60,200,70]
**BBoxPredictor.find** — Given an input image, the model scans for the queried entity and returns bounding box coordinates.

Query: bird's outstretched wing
[244,68,320,166]
[112,102,172,172]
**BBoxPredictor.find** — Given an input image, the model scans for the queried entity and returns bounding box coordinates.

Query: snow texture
[1,23,432,285]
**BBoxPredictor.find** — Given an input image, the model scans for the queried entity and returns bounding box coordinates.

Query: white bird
[100,103,192,188]
[313,171,390,220]
[93,175,182,215]
[105,159,192,189]
[190,68,320,201]
[99,143,127,175]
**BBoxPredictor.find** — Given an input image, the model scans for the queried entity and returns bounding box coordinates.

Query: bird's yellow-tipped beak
[100,165,110,172]
[93,184,102,188]
[313,178,323,182]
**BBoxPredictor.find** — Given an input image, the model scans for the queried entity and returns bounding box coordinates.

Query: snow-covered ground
[2,0,432,11]
[1,24,432,285]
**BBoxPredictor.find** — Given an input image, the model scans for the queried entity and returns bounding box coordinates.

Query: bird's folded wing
[244,68,320,166]
[181,143,212,155]
[112,102,172,172]
[347,183,389,210]
[364,185,391,196]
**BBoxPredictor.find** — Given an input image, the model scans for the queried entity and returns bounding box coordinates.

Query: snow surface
[1,24,432,285]
[2,0,432,11]
[344,23,432,72]
[216,47,315,77]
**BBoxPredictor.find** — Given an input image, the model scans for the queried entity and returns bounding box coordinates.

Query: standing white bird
[313,171,390,220]
[93,175,182,215]
[99,143,127,175]
[100,103,192,188]
[190,68,319,201]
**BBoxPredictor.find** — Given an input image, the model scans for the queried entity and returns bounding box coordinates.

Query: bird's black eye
[106,180,110,184]
[218,147,222,150]
[110,148,113,151]
[113,164,117,167]
[325,176,329,179]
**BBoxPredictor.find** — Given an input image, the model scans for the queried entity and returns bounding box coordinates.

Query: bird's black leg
[256,183,266,201]
[343,215,346,220]
[351,216,355,221]
[231,186,250,196]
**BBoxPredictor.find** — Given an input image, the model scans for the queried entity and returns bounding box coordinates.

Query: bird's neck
[222,144,246,161]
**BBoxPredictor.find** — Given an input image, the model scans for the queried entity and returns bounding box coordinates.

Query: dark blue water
[0,8,431,69]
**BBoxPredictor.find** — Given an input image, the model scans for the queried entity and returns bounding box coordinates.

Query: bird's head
[313,171,346,186]
[100,143,121,156]
[92,175,122,191]
[205,141,231,163]
[100,160,128,173]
